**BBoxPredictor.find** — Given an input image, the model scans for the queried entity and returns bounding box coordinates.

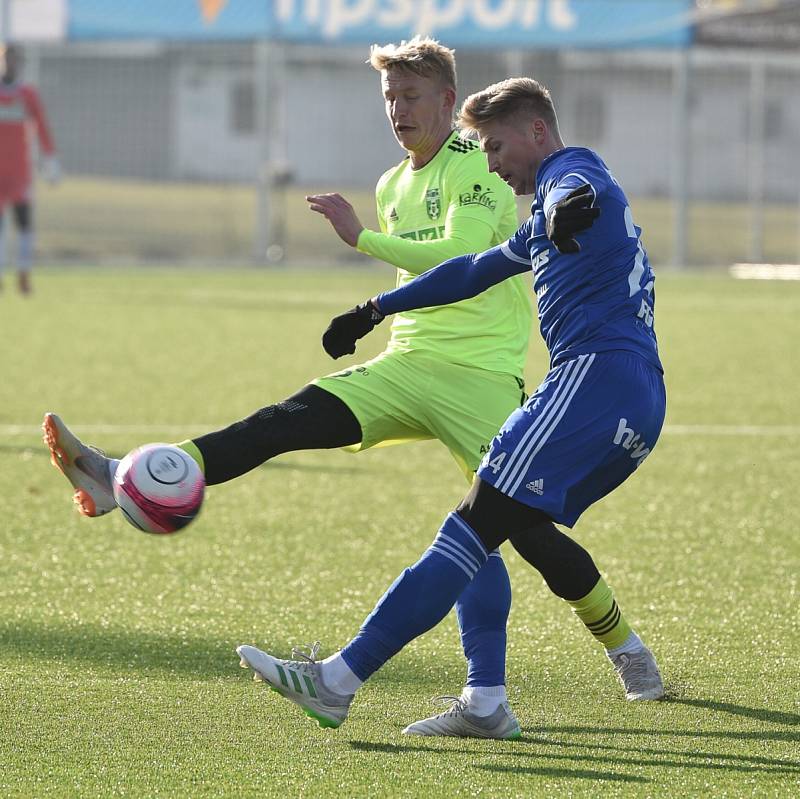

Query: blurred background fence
[3,0,800,268]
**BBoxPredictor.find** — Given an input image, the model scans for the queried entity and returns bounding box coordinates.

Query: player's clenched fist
[545,183,601,254]
[322,300,385,359]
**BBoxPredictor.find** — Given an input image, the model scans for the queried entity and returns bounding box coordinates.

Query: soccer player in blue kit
[237,77,667,735]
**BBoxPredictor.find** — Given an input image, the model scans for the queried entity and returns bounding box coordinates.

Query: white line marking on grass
[664,425,800,436]
[730,263,800,280]
[2,424,800,437]
[2,424,204,436]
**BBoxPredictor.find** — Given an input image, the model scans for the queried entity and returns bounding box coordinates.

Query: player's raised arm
[306,160,509,274]
[355,212,498,275]
[353,148,512,274]
[321,239,530,359]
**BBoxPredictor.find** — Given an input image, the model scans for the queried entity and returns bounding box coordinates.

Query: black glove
[545,183,601,254]
[322,300,385,359]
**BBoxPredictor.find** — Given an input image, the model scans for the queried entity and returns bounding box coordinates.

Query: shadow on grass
[351,725,800,778]
[0,620,247,679]
[516,736,800,776]
[478,764,648,782]
[669,697,800,726]
[349,741,649,783]
[531,721,800,747]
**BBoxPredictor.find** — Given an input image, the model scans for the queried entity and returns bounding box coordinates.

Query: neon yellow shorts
[314,350,526,481]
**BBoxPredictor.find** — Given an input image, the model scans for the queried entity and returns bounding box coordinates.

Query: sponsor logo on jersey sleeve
[459,184,497,211]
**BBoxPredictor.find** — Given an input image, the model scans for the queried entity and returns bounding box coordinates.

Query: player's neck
[544,138,565,157]
[536,141,566,172]
[408,127,453,170]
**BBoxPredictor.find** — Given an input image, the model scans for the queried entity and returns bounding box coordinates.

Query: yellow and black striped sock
[568,576,632,650]
[175,440,205,474]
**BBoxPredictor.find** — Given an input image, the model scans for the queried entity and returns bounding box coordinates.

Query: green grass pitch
[35,176,800,267]
[0,267,798,797]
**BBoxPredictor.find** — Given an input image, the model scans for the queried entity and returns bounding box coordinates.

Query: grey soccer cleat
[42,412,117,517]
[402,695,521,739]
[608,645,665,700]
[236,642,353,729]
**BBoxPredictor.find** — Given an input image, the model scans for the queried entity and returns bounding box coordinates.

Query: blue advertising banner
[67,1,270,40]
[68,0,694,48]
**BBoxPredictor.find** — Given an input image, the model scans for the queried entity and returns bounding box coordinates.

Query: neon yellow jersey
[359,131,532,376]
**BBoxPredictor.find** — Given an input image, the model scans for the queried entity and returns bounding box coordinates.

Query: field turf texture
[0,267,798,797]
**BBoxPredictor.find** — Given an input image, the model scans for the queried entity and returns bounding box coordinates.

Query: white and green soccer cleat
[236,643,353,729]
[608,645,665,700]
[402,695,521,739]
[42,412,117,517]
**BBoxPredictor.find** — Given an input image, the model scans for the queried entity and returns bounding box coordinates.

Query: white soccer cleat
[236,643,353,729]
[608,645,665,700]
[42,412,117,517]
[402,695,521,739]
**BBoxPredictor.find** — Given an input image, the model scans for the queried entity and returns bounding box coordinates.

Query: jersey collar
[409,129,459,174]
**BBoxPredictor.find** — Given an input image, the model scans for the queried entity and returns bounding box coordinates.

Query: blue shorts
[477,351,666,527]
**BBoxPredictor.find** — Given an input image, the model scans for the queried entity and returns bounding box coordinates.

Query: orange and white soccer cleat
[42,412,117,517]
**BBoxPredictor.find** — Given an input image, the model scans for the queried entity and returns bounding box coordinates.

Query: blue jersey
[376,146,661,373]
[503,147,661,370]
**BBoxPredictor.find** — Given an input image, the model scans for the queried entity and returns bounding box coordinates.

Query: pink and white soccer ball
[113,443,205,534]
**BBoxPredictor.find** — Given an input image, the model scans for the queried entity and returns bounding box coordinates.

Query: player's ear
[442,85,457,112]
[532,118,547,143]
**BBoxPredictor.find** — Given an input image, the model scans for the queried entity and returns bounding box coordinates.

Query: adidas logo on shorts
[525,478,544,495]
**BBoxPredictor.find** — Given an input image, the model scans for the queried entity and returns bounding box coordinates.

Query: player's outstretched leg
[184,384,361,485]
[42,412,118,517]
[237,643,353,729]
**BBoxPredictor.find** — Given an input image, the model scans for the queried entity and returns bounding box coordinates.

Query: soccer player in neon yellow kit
[43,39,653,738]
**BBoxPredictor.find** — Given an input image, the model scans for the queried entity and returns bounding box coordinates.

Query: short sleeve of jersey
[442,147,514,232]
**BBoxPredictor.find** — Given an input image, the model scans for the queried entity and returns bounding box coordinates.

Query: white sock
[320,652,363,696]
[606,631,645,657]
[462,685,507,716]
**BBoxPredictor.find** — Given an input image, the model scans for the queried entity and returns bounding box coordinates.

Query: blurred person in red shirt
[0,43,60,294]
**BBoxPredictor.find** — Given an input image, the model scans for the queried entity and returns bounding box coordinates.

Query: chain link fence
[15,39,800,267]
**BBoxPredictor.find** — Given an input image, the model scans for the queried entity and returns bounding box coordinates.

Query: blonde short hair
[368,35,456,90]
[458,77,559,134]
